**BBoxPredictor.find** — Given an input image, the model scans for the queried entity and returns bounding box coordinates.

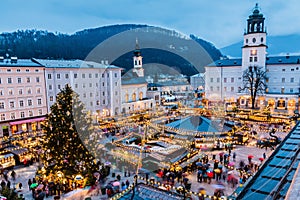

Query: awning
[9,117,46,125]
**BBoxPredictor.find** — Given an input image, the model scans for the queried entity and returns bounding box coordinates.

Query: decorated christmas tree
[41,84,99,178]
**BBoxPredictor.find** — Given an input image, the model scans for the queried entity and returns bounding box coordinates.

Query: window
[74,73,78,78]
[224,78,227,83]
[17,78,22,83]
[35,69,39,72]
[96,100,100,105]
[217,78,220,83]
[17,69,21,72]
[19,100,24,107]
[11,113,15,120]
[210,78,213,82]
[0,78,1,84]
[27,77,31,83]
[36,77,40,83]
[9,101,15,108]
[89,83,92,87]
[89,73,92,78]
[18,89,23,95]
[249,57,253,62]
[107,73,109,78]
[102,100,105,104]
[37,98,42,105]
[38,109,42,115]
[65,74,69,79]
[48,74,52,79]
[0,114,5,121]
[224,87,227,92]
[82,73,85,78]
[90,102,93,106]
[7,77,12,84]
[102,74,104,78]
[90,93,93,97]
[8,89,13,95]
[210,86,213,91]
[0,102,4,109]
[75,84,78,88]
[7,69,11,72]
[282,69,285,72]
[82,83,86,88]
[231,77,234,83]
[36,88,41,94]
[216,86,220,91]
[95,73,98,78]
[103,92,105,96]
[49,85,52,90]
[291,78,294,83]
[231,87,234,92]
[250,49,257,55]
[20,112,25,118]
[26,69,29,72]
[58,84,61,90]
[282,78,285,83]
[96,83,98,87]
[266,78,269,83]
[28,99,32,106]
[0,90,3,96]
[252,38,256,43]
[29,110,33,117]
[57,74,61,79]
[254,57,258,62]
[115,73,117,78]
[50,96,53,101]
[115,91,118,96]
[115,82,118,86]
[261,37,264,42]
[290,88,294,93]
[102,82,105,86]
[83,93,86,98]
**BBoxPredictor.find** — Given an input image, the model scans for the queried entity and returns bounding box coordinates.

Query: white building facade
[0,58,47,137]
[121,42,155,114]
[34,59,122,118]
[205,4,300,114]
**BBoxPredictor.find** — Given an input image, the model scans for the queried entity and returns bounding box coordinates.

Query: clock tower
[242,3,267,70]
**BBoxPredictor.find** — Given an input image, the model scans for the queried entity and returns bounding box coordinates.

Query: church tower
[242,3,267,70]
[132,38,144,77]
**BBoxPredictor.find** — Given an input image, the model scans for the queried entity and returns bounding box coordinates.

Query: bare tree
[240,66,267,109]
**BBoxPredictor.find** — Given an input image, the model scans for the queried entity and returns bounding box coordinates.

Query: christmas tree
[41,84,99,178]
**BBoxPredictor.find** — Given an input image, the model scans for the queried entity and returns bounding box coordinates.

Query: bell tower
[242,3,267,70]
[132,38,144,77]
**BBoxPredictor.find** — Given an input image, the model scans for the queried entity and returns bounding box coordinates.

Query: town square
[0,1,300,200]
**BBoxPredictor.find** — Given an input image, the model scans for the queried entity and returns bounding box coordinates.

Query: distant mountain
[221,34,300,57]
[0,24,223,76]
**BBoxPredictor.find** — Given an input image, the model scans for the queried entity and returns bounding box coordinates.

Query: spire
[134,38,141,57]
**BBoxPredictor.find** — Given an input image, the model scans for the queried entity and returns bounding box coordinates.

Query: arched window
[132,93,136,102]
[139,92,143,100]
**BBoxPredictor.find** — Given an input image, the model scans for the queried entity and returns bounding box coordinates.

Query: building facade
[121,41,155,114]
[33,59,122,118]
[205,4,300,114]
[0,58,47,137]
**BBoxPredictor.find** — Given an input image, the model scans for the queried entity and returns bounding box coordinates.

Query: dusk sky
[1,0,300,48]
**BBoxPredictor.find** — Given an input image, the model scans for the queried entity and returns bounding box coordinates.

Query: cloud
[0,0,299,47]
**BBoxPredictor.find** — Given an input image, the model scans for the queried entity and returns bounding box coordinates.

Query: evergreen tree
[41,85,99,177]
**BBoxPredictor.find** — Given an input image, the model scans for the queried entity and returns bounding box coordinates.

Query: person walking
[11,170,16,181]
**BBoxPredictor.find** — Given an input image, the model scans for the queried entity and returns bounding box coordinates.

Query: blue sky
[1,0,299,48]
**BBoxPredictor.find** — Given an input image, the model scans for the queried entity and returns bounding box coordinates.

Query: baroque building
[205,4,300,114]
